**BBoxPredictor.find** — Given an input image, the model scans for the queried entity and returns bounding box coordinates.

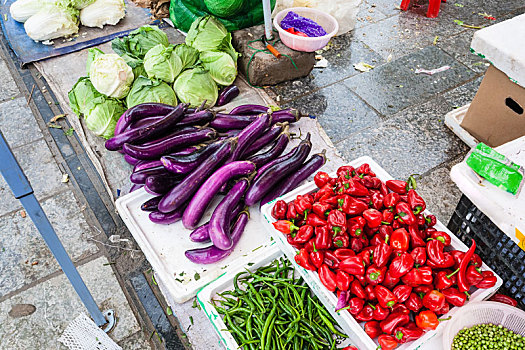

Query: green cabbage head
[126,77,177,108]
[85,98,126,139]
[68,76,104,116]
[173,66,218,108]
[89,53,134,99]
[186,16,229,52]
[112,25,169,60]
[199,51,237,86]
[173,44,199,70]
[144,44,183,83]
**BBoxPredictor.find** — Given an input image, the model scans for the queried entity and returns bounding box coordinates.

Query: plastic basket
[442,301,525,349]
[448,195,525,310]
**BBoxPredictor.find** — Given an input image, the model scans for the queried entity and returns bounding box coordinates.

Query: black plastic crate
[448,195,525,310]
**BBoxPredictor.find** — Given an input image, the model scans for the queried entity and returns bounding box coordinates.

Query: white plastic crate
[260,156,503,350]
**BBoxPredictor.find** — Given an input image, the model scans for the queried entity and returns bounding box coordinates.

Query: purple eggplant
[129,183,143,192]
[219,129,242,138]
[210,109,300,131]
[114,109,129,136]
[247,129,290,168]
[244,134,312,206]
[149,208,184,225]
[178,110,215,127]
[158,139,235,213]
[138,126,199,148]
[144,186,163,196]
[145,175,181,195]
[185,211,249,264]
[130,165,170,184]
[141,196,162,212]
[133,160,162,172]
[161,159,198,175]
[230,114,271,162]
[242,123,287,158]
[189,204,243,243]
[162,141,221,165]
[105,103,187,151]
[123,128,217,160]
[230,104,268,115]
[261,151,326,206]
[208,179,249,250]
[182,161,256,229]
[128,115,164,131]
[172,145,200,156]
[216,85,240,106]
[124,154,141,165]
[120,103,176,131]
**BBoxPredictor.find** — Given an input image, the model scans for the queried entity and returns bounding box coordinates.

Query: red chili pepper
[338,195,367,216]
[407,189,426,215]
[323,250,340,269]
[366,265,386,285]
[393,285,412,303]
[328,210,347,236]
[318,264,337,292]
[347,216,366,237]
[365,285,377,301]
[362,175,379,189]
[334,248,355,260]
[314,171,331,188]
[359,246,374,266]
[386,180,408,194]
[395,202,416,226]
[392,221,401,230]
[437,302,450,316]
[466,265,483,286]
[271,200,288,220]
[340,256,365,276]
[415,310,440,330]
[294,248,316,271]
[373,242,393,268]
[388,252,414,278]
[286,203,299,221]
[411,247,427,265]
[371,192,384,210]
[435,270,457,290]
[394,322,424,344]
[427,252,455,269]
[378,334,399,350]
[425,214,437,227]
[450,250,465,269]
[430,231,451,246]
[375,285,398,308]
[379,225,393,243]
[380,312,409,334]
[337,165,355,179]
[364,320,382,338]
[399,194,408,202]
[390,228,410,252]
[354,273,366,285]
[349,237,364,253]
[383,192,401,208]
[347,297,365,315]
[309,243,324,269]
[372,303,390,321]
[342,347,359,350]
[294,195,312,215]
[336,270,353,291]
[392,304,410,316]
[441,287,467,307]
[363,208,382,228]
[356,163,370,175]
[405,293,423,312]
[351,280,367,300]
[379,181,389,196]
[314,184,335,202]
[292,225,314,245]
[408,225,426,248]
[470,253,482,267]
[489,293,517,307]
[383,270,400,289]
[401,268,422,287]
[341,179,370,197]
[416,214,426,227]
[314,225,332,250]
[477,270,497,289]
[272,220,299,234]
[414,285,434,295]
[305,213,328,227]
[422,290,446,312]
[312,202,332,218]
[426,239,445,264]
[284,27,309,36]
[333,234,350,248]
[355,304,375,322]
[419,266,434,285]
[382,209,394,225]
[458,239,476,292]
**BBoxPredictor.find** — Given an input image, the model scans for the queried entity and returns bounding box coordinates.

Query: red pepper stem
[464,291,470,299]
[413,206,422,215]
[396,331,403,340]
[446,268,460,279]
[368,303,376,310]
[437,317,452,321]
[312,242,318,253]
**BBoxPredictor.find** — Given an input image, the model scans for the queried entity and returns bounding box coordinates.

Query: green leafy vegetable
[143,44,183,83]
[84,98,126,139]
[89,53,134,99]
[9,0,57,23]
[126,77,177,108]
[173,66,218,108]
[111,25,169,60]
[86,48,104,76]
[70,0,96,10]
[68,76,104,116]
[199,51,237,86]
[173,44,199,70]
[186,16,230,52]
[24,3,79,41]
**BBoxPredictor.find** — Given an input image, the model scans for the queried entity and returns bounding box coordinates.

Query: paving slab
[439,0,525,27]
[344,45,477,115]
[118,331,153,349]
[0,138,66,216]
[0,97,43,148]
[355,0,388,28]
[0,256,140,349]
[336,97,469,179]
[0,190,98,297]
[442,76,483,108]
[438,30,489,74]
[283,83,382,144]
[0,59,20,101]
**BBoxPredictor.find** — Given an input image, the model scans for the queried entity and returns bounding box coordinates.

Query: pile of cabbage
[68,18,239,139]
[10,0,126,42]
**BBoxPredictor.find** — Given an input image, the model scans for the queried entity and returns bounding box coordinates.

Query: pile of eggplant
[106,102,326,264]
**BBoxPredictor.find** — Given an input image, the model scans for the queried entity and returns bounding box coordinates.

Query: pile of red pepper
[271,164,498,349]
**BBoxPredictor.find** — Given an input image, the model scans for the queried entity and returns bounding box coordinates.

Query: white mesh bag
[58,313,122,350]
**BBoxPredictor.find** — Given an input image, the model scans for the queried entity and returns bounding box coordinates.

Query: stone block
[232,25,315,86]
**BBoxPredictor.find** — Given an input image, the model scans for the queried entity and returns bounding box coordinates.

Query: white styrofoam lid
[470,13,525,88]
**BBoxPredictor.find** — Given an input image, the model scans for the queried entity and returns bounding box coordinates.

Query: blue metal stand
[0,131,107,327]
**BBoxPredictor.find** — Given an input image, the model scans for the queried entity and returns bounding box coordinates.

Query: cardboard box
[461,64,525,147]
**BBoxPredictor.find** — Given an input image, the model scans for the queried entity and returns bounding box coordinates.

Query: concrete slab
[0,190,98,297]
[0,59,20,101]
[0,138,66,216]
[118,331,153,349]
[0,256,140,349]
[442,76,483,108]
[0,97,43,148]
[438,30,489,74]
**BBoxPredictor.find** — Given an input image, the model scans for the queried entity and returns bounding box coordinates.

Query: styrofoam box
[260,156,503,350]
[197,244,354,350]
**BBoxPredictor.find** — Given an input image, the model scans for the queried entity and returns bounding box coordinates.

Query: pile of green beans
[213,258,347,350]
[452,323,525,350]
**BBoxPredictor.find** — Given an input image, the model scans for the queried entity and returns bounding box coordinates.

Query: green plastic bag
[169,0,276,32]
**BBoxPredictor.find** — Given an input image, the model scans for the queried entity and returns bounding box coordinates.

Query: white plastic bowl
[273,7,339,52]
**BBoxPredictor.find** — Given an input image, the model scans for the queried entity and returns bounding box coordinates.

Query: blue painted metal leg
[0,131,107,327]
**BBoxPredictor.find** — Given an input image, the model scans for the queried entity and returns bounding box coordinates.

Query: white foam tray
[444,104,479,148]
[260,156,503,350]
[115,188,273,303]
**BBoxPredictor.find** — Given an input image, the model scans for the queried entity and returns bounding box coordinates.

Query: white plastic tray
[115,188,273,303]
[260,156,503,350]
[444,104,479,148]
[197,244,354,350]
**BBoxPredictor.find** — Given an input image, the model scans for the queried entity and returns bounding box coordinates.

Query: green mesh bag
[170,0,276,32]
